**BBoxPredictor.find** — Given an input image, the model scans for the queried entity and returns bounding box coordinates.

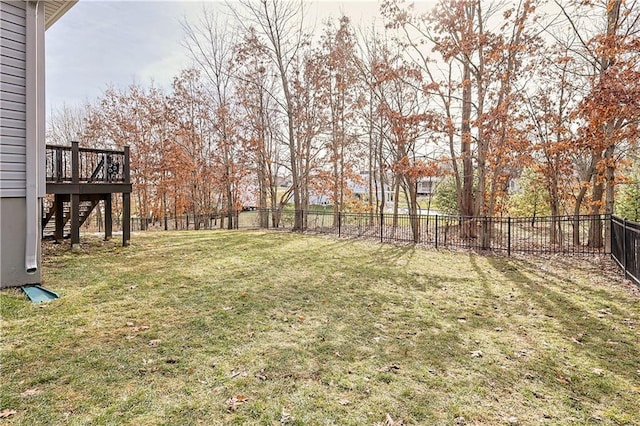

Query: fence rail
[109,209,609,256]
[611,216,640,286]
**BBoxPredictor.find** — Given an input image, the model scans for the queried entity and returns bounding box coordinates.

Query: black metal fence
[121,209,609,256]
[611,216,640,286]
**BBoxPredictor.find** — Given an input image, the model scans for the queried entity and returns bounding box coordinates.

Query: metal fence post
[435,215,438,249]
[507,216,511,257]
[623,218,627,279]
[380,212,384,243]
[338,211,342,237]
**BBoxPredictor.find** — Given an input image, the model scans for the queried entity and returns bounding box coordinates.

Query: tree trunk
[588,179,604,248]
[604,144,615,252]
[460,60,474,239]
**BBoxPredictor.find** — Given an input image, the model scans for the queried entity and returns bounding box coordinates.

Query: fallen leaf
[592,368,604,376]
[148,339,161,347]
[338,398,350,406]
[298,316,306,322]
[280,407,291,424]
[0,409,17,418]
[471,350,483,358]
[20,388,42,397]
[226,394,248,412]
[384,413,404,425]
[230,370,247,379]
[379,363,401,373]
[255,369,267,381]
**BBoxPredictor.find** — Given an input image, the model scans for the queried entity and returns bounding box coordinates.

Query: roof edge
[44,0,78,30]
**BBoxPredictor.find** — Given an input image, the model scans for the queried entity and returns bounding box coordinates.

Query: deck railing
[45,141,130,184]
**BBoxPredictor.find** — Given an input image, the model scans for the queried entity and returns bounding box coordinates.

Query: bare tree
[551,0,640,248]
[46,103,90,146]
[183,10,246,229]
[228,0,308,230]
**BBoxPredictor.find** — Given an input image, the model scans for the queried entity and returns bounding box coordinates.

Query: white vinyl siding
[0,1,27,197]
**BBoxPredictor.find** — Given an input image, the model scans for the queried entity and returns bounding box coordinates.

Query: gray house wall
[0,1,39,288]
[0,1,27,198]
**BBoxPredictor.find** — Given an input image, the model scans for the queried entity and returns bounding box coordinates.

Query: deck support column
[122,145,130,247]
[70,193,80,249]
[104,194,112,241]
[123,192,130,247]
[54,194,65,242]
[70,141,80,248]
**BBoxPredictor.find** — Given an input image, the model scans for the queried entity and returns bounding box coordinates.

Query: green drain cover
[22,285,59,303]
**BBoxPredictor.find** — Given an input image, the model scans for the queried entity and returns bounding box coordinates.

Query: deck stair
[42,197,100,238]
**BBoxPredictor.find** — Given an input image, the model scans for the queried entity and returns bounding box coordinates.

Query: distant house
[308,193,330,206]
[416,177,438,197]
[350,171,394,204]
[1,1,77,288]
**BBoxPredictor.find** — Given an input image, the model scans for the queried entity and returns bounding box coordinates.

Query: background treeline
[47,0,640,242]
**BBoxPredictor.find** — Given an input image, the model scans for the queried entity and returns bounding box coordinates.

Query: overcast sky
[45,0,434,113]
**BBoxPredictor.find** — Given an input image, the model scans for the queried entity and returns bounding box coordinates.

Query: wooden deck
[44,142,131,247]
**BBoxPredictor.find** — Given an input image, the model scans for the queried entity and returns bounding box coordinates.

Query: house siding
[0,1,27,198]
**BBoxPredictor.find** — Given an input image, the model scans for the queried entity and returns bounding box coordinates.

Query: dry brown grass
[1,230,638,425]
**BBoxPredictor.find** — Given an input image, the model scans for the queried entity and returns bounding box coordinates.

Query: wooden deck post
[123,193,130,247]
[122,146,131,247]
[71,141,79,184]
[104,194,112,241]
[55,147,63,182]
[70,142,80,249]
[70,194,80,249]
[54,194,64,242]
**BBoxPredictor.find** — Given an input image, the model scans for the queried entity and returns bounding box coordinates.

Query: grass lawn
[1,230,639,425]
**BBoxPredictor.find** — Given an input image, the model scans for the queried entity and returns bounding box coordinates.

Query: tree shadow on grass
[485,255,639,386]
